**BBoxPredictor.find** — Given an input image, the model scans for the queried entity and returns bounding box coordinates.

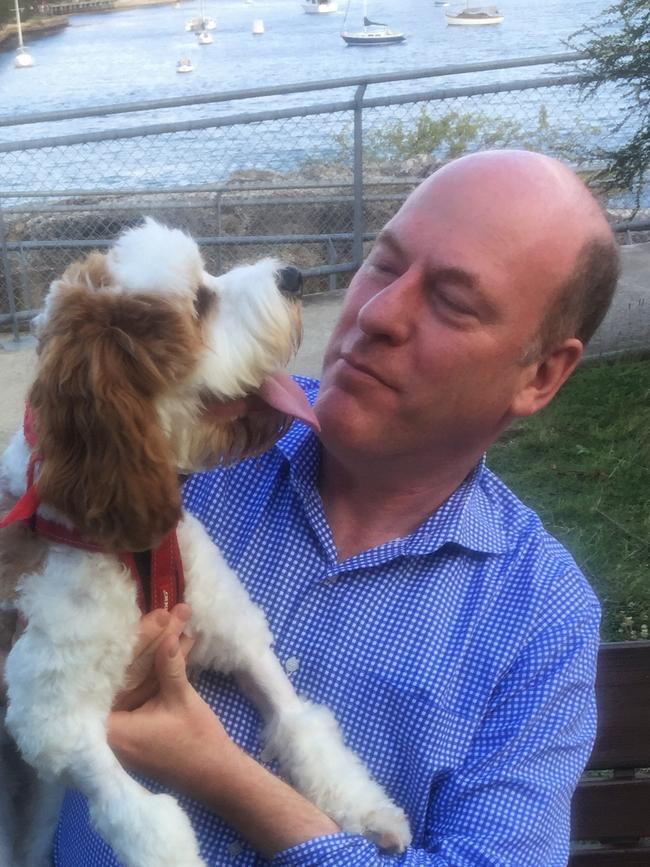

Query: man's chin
[315,388,383,450]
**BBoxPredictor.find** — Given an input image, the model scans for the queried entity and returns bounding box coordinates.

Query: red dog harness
[0,406,185,614]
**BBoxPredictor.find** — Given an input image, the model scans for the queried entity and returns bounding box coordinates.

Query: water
[1,0,627,197]
[0,0,609,119]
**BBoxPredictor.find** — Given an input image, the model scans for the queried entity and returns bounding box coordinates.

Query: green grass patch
[487,356,650,642]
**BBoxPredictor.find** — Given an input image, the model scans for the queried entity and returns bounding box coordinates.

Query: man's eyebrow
[373,228,403,257]
[375,229,498,319]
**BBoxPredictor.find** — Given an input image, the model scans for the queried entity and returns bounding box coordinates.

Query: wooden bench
[569,641,650,865]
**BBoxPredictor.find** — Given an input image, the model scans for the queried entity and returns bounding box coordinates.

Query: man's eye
[369,259,396,275]
[442,296,471,313]
[435,292,475,317]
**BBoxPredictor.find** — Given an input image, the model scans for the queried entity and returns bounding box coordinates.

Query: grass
[487,356,650,642]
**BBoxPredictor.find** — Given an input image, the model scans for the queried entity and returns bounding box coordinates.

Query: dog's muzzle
[278,266,303,299]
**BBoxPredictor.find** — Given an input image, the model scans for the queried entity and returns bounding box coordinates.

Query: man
[53,149,619,865]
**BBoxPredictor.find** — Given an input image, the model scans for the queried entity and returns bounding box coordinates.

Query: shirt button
[284,656,300,675]
[324,576,339,585]
[228,841,243,857]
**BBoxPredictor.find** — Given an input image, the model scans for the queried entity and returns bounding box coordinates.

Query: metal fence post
[215,191,223,273]
[352,83,367,269]
[0,201,20,343]
[327,237,338,293]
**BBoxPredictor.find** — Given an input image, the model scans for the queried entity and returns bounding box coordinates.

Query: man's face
[316,166,577,464]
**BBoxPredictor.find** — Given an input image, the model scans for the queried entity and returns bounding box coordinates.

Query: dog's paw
[352,803,412,854]
[263,701,412,853]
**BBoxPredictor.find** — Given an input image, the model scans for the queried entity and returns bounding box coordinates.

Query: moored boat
[445,4,503,25]
[341,1,404,45]
[302,0,338,13]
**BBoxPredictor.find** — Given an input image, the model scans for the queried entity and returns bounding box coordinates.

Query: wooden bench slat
[569,848,650,866]
[571,778,650,839]
[587,641,650,770]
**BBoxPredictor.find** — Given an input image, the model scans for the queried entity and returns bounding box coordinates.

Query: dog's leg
[17,778,65,867]
[179,514,412,854]
[6,549,206,867]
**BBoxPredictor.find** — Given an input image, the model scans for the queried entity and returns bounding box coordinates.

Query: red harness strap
[0,405,185,614]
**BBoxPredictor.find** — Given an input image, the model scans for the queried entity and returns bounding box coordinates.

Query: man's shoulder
[479,464,600,623]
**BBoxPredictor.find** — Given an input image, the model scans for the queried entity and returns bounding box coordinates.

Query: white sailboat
[341,0,404,44]
[185,0,216,32]
[13,0,34,68]
[302,0,338,13]
[445,0,503,25]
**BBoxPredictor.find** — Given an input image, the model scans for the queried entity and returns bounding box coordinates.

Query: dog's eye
[194,285,217,318]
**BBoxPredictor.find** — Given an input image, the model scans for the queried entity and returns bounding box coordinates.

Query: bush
[335,105,597,168]
[569,0,650,208]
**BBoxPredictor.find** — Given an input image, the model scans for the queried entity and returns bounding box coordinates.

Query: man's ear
[510,337,583,419]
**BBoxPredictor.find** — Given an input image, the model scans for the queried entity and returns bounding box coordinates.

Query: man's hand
[108,629,234,793]
[107,617,340,860]
[113,603,194,712]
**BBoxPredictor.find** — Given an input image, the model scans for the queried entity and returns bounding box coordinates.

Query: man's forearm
[181,743,341,860]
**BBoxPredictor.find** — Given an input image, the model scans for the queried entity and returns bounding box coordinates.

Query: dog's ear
[29,258,200,552]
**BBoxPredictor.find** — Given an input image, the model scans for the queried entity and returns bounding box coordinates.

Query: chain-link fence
[1,51,648,339]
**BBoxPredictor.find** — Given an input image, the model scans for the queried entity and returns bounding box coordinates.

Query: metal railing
[1,51,646,340]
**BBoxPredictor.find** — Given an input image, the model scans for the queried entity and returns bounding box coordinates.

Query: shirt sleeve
[272,600,600,867]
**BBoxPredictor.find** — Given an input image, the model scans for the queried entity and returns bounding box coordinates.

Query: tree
[0,0,35,27]
[569,0,650,209]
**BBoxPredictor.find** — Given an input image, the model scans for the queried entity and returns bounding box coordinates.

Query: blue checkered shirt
[53,377,600,866]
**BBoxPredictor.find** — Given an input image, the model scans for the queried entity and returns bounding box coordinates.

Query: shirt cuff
[271,832,380,865]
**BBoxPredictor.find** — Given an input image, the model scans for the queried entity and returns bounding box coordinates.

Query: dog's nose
[278,266,303,298]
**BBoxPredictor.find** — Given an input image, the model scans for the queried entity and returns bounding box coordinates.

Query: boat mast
[14,0,24,50]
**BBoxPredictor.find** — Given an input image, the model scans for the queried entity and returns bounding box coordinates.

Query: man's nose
[357,271,416,344]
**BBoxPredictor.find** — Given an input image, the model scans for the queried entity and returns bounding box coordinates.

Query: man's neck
[318,449,481,562]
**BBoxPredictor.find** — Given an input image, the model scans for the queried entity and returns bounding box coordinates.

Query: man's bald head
[408,150,620,357]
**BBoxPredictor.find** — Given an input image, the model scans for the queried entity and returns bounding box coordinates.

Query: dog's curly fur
[0,220,411,867]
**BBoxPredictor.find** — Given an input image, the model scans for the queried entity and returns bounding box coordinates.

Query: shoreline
[0,18,68,50]
[0,0,177,51]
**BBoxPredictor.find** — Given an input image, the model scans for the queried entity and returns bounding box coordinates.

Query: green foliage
[569,0,650,207]
[334,105,596,167]
[488,357,650,642]
[0,0,35,26]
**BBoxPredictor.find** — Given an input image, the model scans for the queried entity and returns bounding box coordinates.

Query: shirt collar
[276,424,507,559]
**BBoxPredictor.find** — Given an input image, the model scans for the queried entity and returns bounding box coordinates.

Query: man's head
[316,150,619,471]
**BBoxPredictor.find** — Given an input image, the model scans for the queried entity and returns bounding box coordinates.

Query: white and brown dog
[0,219,410,867]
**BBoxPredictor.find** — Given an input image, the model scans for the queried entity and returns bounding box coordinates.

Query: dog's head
[29,218,317,552]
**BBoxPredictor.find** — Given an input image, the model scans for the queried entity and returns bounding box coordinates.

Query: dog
[0,219,411,866]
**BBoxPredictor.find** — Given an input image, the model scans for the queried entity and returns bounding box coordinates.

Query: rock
[396,154,441,178]
[228,169,285,183]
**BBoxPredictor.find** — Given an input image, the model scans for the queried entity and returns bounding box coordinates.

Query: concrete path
[1,242,649,452]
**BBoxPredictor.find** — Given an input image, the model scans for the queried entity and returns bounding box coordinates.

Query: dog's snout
[277,267,303,299]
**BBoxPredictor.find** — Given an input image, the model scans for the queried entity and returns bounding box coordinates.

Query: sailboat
[185,0,216,32]
[302,0,338,13]
[341,0,404,44]
[445,0,503,25]
[13,0,34,68]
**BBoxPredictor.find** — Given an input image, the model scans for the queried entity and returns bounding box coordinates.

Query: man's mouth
[340,353,395,390]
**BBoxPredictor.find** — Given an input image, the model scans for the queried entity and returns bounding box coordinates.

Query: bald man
[54,151,620,867]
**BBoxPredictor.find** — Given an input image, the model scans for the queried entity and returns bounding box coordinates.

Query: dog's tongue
[258,372,320,433]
